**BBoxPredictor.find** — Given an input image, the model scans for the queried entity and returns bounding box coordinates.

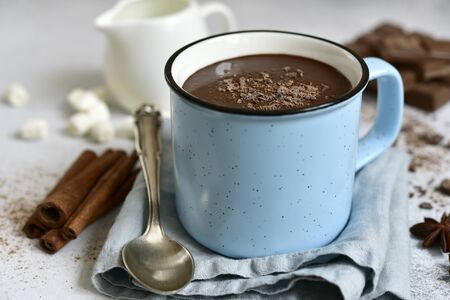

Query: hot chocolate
[182,54,353,112]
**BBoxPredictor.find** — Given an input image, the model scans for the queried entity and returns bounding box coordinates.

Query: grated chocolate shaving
[217,66,321,110]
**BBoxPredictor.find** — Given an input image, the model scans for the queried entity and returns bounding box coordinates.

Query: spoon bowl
[122,236,194,294]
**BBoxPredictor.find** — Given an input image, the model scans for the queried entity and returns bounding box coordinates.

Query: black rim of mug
[164,30,370,116]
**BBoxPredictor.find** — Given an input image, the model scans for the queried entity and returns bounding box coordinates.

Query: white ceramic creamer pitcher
[95,0,236,114]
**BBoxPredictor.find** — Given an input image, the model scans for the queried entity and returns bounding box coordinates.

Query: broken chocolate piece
[347,23,450,111]
[405,81,450,111]
[439,179,450,196]
[383,35,424,51]
[379,35,428,64]
[419,202,433,209]
[373,23,404,36]
[410,32,435,46]
[423,39,450,60]
[399,68,418,91]
[356,33,383,48]
[414,59,450,80]
[345,42,377,57]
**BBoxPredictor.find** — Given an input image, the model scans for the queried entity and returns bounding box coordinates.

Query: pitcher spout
[95,6,116,33]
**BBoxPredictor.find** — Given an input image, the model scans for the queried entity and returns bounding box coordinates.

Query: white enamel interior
[171,31,363,89]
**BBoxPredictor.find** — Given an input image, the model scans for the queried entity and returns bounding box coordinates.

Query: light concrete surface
[0,0,449,299]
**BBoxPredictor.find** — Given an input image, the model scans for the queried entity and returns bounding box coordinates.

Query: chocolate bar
[373,23,404,36]
[379,35,428,64]
[399,68,418,91]
[423,39,450,60]
[415,59,450,80]
[346,42,377,57]
[346,23,450,111]
[406,80,450,111]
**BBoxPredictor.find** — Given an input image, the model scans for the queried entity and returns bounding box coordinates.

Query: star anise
[410,213,450,252]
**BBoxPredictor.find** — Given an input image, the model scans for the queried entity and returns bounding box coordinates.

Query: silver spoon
[122,104,194,295]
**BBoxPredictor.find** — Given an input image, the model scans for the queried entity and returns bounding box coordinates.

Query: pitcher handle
[200,2,237,32]
[356,57,404,171]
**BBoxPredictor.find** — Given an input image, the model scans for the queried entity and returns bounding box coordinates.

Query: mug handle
[199,2,237,32]
[356,57,404,171]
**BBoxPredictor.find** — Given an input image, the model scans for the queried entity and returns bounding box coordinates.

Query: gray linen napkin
[91,126,410,300]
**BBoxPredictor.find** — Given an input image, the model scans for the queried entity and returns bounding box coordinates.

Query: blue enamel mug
[165,30,403,258]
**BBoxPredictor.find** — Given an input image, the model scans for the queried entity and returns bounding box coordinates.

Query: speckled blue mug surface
[165,30,403,258]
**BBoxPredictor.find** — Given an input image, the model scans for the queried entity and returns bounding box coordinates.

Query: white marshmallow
[67,101,111,136]
[4,83,29,107]
[116,116,135,140]
[87,101,110,122]
[67,90,101,112]
[67,113,95,136]
[67,88,85,104]
[89,121,115,143]
[20,119,48,140]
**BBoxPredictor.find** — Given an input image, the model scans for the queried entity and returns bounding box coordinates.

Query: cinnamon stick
[23,212,49,238]
[37,150,126,229]
[40,229,70,254]
[106,168,140,210]
[40,169,139,253]
[48,150,97,195]
[62,152,138,239]
[23,150,97,238]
